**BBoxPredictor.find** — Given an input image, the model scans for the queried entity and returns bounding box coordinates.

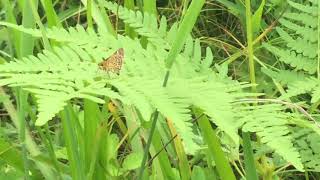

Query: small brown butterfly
[99,48,124,74]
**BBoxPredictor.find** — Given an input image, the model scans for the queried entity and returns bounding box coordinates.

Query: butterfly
[99,48,124,74]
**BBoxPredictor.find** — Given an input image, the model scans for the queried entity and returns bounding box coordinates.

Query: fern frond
[9,79,123,126]
[283,12,317,28]
[291,127,320,171]
[27,89,72,125]
[109,76,199,153]
[288,0,317,15]
[281,78,320,103]
[0,46,101,73]
[0,22,99,44]
[0,29,201,152]
[263,43,317,74]
[261,68,307,85]
[239,104,303,171]
[169,77,246,143]
[103,1,170,48]
[1,3,318,167]
[276,27,317,58]
[263,0,318,74]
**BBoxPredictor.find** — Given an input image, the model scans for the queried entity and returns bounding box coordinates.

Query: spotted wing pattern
[99,48,124,74]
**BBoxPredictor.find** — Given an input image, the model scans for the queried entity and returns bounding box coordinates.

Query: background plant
[0,0,318,180]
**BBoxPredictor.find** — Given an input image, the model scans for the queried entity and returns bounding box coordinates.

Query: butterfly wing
[99,48,124,74]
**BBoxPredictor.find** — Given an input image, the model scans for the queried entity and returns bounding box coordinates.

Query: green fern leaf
[103,1,169,48]
[263,0,318,74]
[281,78,319,102]
[292,127,320,171]
[0,4,318,166]
[261,68,307,85]
[239,104,303,171]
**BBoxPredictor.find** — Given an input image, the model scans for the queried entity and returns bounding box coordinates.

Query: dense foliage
[0,0,319,179]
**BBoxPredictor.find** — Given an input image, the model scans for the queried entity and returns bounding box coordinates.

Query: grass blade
[16,90,29,179]
[143,0,157,16]
[80,0,116,36]
[165,0,205,68]
[167,118,191,180]
[60,105,85,180]
[242,131,259,180]
[83,100,100,176]
[41,0,61,27]
[194,108,236,180]
[87,0,93,28]
[124,0,137,38]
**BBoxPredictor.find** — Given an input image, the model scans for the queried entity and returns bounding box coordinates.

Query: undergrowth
[0,0,319,179]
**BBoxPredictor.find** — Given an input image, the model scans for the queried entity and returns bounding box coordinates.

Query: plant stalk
[318,0,320,79]
[137,71,170,179]
[137,0,205,178]
[244,0,261,179]
[245,0,255,92]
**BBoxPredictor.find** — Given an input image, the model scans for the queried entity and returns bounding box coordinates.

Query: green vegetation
[0,0,318,179]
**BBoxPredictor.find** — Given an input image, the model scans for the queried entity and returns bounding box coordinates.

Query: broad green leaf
[122,152,143,170]
[191,166,206,180]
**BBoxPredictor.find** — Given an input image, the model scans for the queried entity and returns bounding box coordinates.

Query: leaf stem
[28,0,52,50]
[244,0,260,179]
[318,0,320,79]
[242,131,258,180]
[17,89,29,180]
[87,0,93,28]
[245,0,255,92]
[137,71,170,179]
